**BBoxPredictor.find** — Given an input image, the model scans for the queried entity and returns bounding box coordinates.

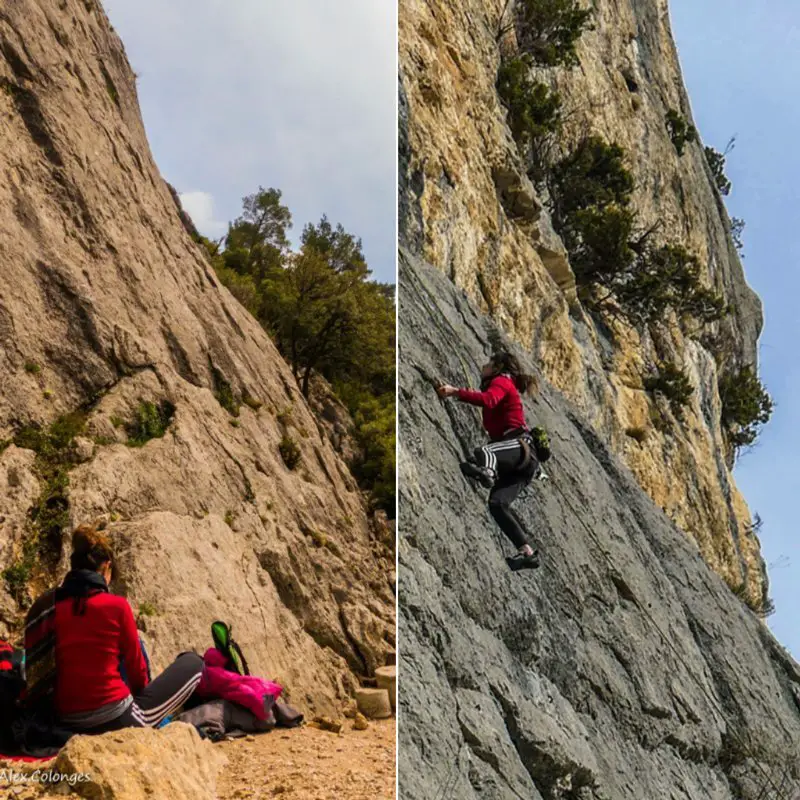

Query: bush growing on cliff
[279,434,301,470]
[616,244,727,325]
[644,362,694,418]
[4,413,88,604]
[665,109,697,156]
[126,400,176,447]
[549,137,638,295]
[548,137,635,281]
[501,0,593,67]
[719,365,773,449]
[550,137,634,222]
[730,217,745,256]
[496,56,562,181]
[705,146,732,196]
[548,138,726,326]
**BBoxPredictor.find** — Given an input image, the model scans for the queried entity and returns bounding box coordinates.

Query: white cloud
[178,191,227,238]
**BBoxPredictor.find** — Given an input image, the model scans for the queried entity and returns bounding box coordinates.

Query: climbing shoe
[506,551,541,572]
[459,461,495,488]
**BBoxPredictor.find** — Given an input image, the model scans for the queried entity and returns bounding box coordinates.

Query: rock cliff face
[398,249,800,799]
[400,0,766,605]
[0,0,394,715]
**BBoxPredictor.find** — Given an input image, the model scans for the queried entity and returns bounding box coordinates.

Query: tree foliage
[504,0,593,67]
[616,244,727,325]
[665,109,697,156]
[705,146,732,196]
[195,188,395,513]
[548,137,726,326]
[719,365,773,449]
[496,56,562,182]
[644,362,694,419]
[730,217,745,256]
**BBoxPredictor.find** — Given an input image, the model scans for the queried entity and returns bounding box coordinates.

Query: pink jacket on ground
[195,648,282,720]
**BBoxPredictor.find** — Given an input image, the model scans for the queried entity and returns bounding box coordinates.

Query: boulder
[52,723,225,800]
[355,688,392,720]
[375,665,396,711]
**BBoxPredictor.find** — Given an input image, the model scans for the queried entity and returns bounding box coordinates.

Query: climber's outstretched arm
[436,380,507,409]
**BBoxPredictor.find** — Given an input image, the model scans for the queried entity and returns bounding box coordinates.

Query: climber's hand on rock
[436,383,458,399]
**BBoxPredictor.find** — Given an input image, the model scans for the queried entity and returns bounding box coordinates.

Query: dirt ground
[216,719,396,800]
[0,719,395,800]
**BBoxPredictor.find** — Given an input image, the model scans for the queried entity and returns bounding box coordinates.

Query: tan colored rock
[400,0,766,600]
[0,0,394,715]
[51,723,224,800]
[355,688,392,720]
[342,699,359,719]
[353,712,369,731]
[375,665,396,711]
[312,716,343,734]
[74,437,95,463]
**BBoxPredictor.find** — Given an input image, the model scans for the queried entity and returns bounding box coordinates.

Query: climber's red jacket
[54,592,149,715]
[457,374,526,441]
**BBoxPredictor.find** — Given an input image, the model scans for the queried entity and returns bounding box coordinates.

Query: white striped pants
[95,652,203,731]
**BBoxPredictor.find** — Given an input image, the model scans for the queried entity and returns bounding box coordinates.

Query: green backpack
[531,427,551,463]
[211,621,250,676]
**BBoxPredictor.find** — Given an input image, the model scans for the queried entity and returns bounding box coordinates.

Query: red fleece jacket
[457,374,526,441]
[54,592,148,715]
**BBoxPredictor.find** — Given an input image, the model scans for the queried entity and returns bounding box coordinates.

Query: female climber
[24,523,204,732]
[437,351,544,572]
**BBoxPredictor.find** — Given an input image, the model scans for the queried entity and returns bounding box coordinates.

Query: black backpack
[211,621,250,676]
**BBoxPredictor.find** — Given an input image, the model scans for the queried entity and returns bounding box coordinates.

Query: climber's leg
[489,474,540,571]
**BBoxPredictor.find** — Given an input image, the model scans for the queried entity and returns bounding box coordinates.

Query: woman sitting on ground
[24,523,203,732]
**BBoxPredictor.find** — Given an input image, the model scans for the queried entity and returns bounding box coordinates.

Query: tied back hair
[70,523,114,573]
[490,351,538,395]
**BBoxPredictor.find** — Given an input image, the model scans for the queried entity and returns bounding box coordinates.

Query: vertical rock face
[400,0,766,604]
[398,248,800,799]
[0,0,394,714]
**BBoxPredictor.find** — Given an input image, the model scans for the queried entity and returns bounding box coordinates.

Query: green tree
[496,56,562,181]
[548,137,636,285]
[719,365,773,449]
[501,0,593,67]
[665,109,697,156]
[195,191,395,514]
[262,247,352,397]
[300,215,368,274]
[705,146,732,196]
[616,244,727,324]
[731,217,745,255]
[644,362,694,419]
[224,187,292,284]
[337,384,395,512]
[550,136,634,226]
[548,138,726,327]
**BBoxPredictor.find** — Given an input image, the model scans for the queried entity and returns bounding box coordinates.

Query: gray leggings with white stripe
[473,437,536,550]
[91,652,203,732]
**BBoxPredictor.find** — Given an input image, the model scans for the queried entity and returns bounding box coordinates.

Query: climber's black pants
[471,436,537,550]
[83,652,203,732]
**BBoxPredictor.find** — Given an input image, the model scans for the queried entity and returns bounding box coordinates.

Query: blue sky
[102,0,397,283]
[670,1,800,658]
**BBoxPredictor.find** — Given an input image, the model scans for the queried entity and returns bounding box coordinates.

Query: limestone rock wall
[400,0,767,603]
[398,249,800,799]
